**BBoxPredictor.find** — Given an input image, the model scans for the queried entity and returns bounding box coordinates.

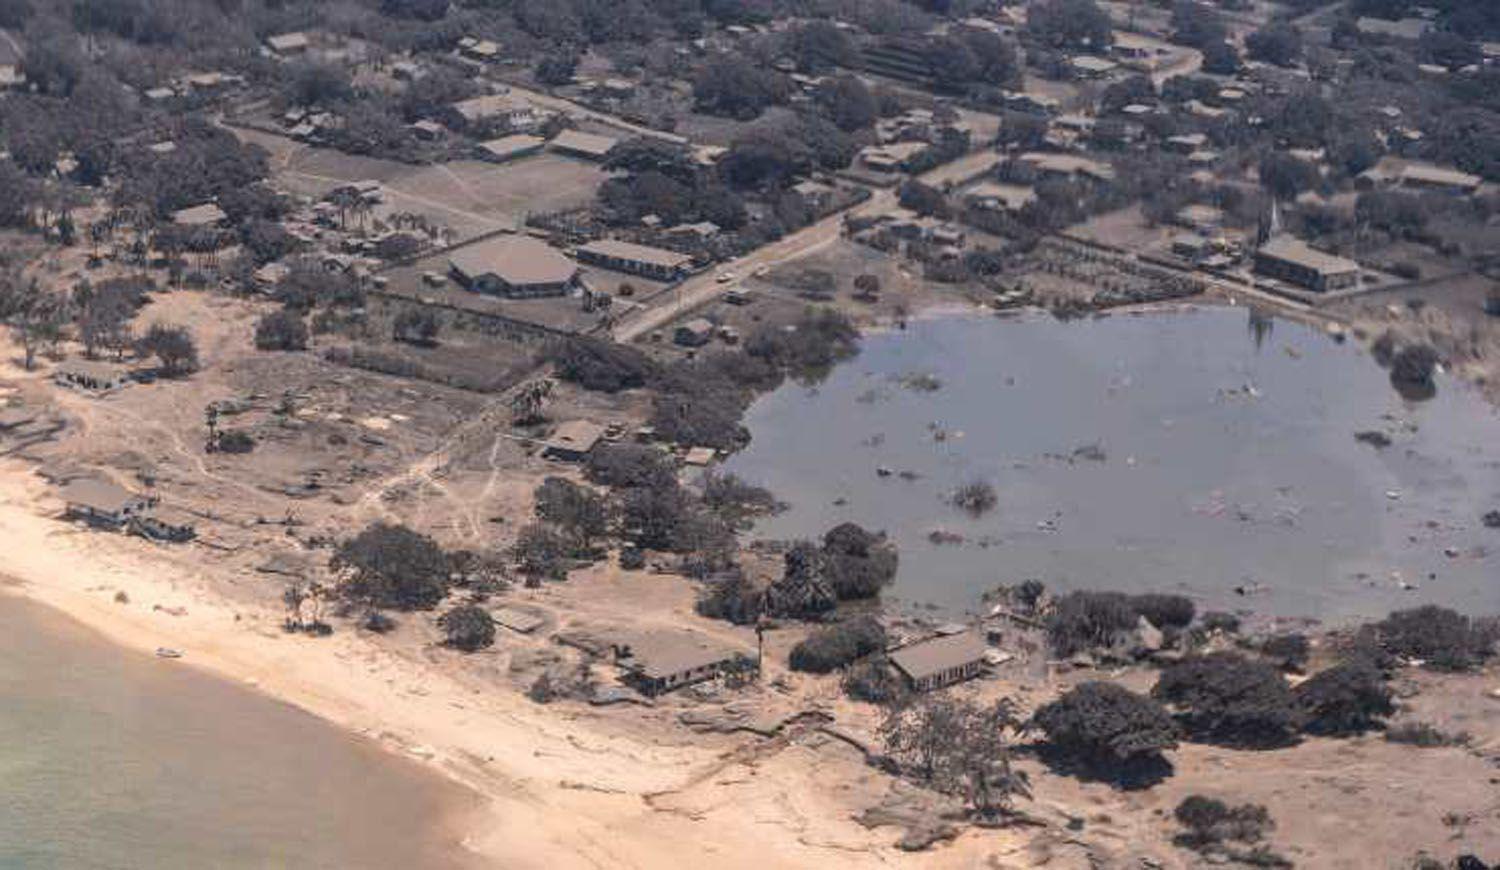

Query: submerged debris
[949,480,998,517]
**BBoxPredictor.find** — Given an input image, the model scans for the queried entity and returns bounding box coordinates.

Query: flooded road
[726,306,1500,621]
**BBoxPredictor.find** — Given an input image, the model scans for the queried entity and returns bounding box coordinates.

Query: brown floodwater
[725,305,1500,622]
[0,594,484,869]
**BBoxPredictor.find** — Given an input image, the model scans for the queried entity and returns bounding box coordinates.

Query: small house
[55,360,130,392]
[540,420,608,462]
[549,129,619,161]
[266,32,310,57]
[889,632,988,692]
[476,134,545,163]
[617,632,744,696]
[128,506,197,543]
[171,202,227,227]
[58,479,157,530]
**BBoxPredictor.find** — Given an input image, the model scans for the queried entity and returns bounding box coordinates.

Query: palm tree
[510,378,555,425]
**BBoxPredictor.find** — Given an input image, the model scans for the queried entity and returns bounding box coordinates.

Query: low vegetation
[788,616,885,674]
[1173,796,1287,867]
[1031,682,1179,785]
[331,522,451,614]
[1363,605,1498,672]
[1152,653,1303,748]
[1293,659,1394,736]
[438,603,495,652]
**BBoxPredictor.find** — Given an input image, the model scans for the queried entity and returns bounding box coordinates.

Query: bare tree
[0,275,65,370]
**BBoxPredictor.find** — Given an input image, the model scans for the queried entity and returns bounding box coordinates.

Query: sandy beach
[0,459,996,869]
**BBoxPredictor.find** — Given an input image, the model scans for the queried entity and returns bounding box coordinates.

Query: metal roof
[1257,235,1359,277]
[889,632,987,681]
[58,478,143,513]
[550,129,619,157]
[577,239,693,270]
[449,235,579,288]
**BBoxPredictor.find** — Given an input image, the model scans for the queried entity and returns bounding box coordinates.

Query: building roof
[55,359,128,382]
[965,181,1037,210]
[58,477,143,514]
[477,134,545,160]
[449,235,578,287]
[492,607,546,634]
[1176,203,1224,226]
[266,32,310,52]
[542,419,608,455]
[451,93,532,123]
[1070,55,1118,73]
[578,239,693,270]
[1257,235,1359,277]
[1355,16,1429,40]
[172,202,227,226]
[623,632,740,680]
[1399,162,1481,190]
[1018,152,1116,181]
[889,632,988,682]
[549,129,619,158]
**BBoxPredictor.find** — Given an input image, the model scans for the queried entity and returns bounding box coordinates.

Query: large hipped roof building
[449,236,580,298]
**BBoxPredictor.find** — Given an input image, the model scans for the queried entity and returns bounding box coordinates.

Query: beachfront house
[616,633,745,696]
[888,632,988,693]
[58,478,158,530]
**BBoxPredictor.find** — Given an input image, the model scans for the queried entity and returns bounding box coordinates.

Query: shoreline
[0,459,920,869]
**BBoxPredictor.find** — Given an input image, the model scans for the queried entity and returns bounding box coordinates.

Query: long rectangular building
[576,240,692,281]
[1253,235,1360,293]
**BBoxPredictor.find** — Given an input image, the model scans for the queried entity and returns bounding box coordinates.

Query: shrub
[649,391,750,451]
[820,522,898,600]
[254,309,309,351]
[1173,795,1274,850]
[788,616,885,673]
[511,523,574,582]
[1384,721,1470,748]
[136,323,198,377]
[1153,653,1303,747]
[393,308,439,345]
[1371,605,1495,671]
[1261,633,1310,672]
[542,336,660,393]
[216,429,255,454]
[438,604,495,652]
[950,480,997,516]
[1294,659,1393,735]
[1047,591,1138,656]
[585,443,676,489]
[695,573,763,625]
[843,655,906,703]
[332,522,450,612]
[1131,593,1196,630]
[700,471,780,525]
[533,477,609,550]
[1032,682,1179,778]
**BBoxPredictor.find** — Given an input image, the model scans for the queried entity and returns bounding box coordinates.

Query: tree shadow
[1028,744,1175,791]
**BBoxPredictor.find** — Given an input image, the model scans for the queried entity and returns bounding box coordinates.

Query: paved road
[611,150,1002,342]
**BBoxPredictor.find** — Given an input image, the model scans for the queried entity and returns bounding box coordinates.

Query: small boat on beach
[155,647,183,659]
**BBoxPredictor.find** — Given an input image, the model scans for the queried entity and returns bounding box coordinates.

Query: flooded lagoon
[0,595,481,870]
[726,306,1500,621]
